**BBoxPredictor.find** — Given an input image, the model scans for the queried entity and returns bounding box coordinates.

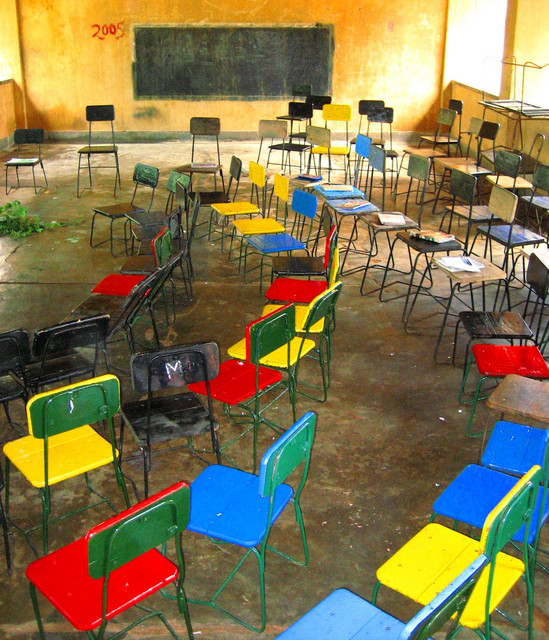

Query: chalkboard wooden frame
[132,24,334,100]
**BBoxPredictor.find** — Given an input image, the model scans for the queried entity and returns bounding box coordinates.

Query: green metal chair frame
[4,375,130,555]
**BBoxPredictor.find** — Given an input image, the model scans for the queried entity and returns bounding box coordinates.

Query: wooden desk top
[487,374,549,424]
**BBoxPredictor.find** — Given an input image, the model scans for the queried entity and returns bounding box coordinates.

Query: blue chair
[275,556,487,640]
[185,411,316,632]
[431,422,549,630]
[240,190,317,291]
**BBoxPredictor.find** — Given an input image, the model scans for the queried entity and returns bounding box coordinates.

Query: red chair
[460,343,549,436]
[264,246,339,304]
[26,481,194,640]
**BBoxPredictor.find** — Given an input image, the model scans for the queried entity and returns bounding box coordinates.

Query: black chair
[0,329,30,431]
[5,128,48,195]
[277,101,314,171]
[188,154,241,207]
[76,104,121,197]
[176,117,224,192]
[25,314,111,393]
[120,342,221,498]
[350,99,385,147]
[90,162,159,256]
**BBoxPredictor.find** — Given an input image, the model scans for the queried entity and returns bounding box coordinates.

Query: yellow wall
[2,0,448,136]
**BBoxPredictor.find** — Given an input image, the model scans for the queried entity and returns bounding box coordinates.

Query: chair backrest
[86,105,115,124]
[87,481,190,580]
[33,313,110,360]
[355,133,372,160]
[532,162,549,193]
[249,160,268,211]
[480,465,541,562]
[358,99,385,116]
[165,170,189,213]
[246,304,296,364]
[399,555,488,640]
[131,163,160,211]
[407,154,430,181]
[0,329,31,376]
[258,119,288,140]
[268,173,290,224]
[327,247,340,286]
[288,101,313,119]
[27,374,120,439]
[487,184,518,223]
[494,149,522,181]
[476,120,500,163]
[13,128,45,147]
[189,116,220,137]
[323,103,352,123]
[130,342,219,393]
[368,105,394,125]
[524,252,549,343]
[258,411,316,498]
[323,224,338,270]
[306,124,331,148]
[369,144,386,173]
[151,226,169,267]
[306,94,332,111]
[301,281,342,334]
[436,107,457,128]
[291,83,312,100]
[291,189,317,220]
[449,169,477,205]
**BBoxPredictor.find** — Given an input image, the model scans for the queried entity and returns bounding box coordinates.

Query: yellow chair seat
[311,145,351,156]
[228,336,316,367]
[233,218,285,235]
[486,174,533,190]
[262,303,324,333]
[3,425,119,489]
[376,522,524,629]
[211,201,260,216]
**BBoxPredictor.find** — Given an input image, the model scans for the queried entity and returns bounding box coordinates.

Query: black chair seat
[271,255,325,277]
[0,377,26,404]
[24,352,95,389]
[122,392,218,444]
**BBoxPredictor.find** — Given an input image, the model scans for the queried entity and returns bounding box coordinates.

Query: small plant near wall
[0,200,64,239]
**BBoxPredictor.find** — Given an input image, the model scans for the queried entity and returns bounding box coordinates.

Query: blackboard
[133,25,334,100]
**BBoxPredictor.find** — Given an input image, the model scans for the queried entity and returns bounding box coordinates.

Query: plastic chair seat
[121,392,218,443]
[311,145,350,156]
[472,343,549,378]
[3,425,118,488]
[26,537,176,631]
[265,278,328,303]
[275,588,408,640]
[482,420,549,476]
[262,303,324,333]
[232,219,285,235]
[244,233,307,254]
[433,463,548,545]
[228,336,316,366]
[188,358,282,406]
[187,463,293,547]
[376,522,524,629]
[271,255,325,277]
[211,201,260,217]
[476,223,545,247]
[91,273,146,296]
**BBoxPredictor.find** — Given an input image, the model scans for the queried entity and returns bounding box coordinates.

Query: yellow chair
[209,161,278,252]
[307,104,352,182]
[372,465,542,639]
[3,374,130,555]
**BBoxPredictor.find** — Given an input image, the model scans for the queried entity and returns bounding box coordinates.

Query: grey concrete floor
[1,139,549,639]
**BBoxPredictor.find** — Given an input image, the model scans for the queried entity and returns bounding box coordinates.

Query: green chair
[185,411,316,632]
[3,374,130,555]
[26,481,194,640]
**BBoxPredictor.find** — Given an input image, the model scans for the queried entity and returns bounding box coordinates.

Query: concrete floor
[1,138,549,639]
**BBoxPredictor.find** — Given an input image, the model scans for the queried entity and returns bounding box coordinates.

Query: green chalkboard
[133,25,334,100]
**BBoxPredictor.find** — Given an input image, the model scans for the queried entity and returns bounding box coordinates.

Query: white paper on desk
[436,256,485,273]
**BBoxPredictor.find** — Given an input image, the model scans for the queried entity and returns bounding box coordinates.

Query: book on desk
[408,229,456,243]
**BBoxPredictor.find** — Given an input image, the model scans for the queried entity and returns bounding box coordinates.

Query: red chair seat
[473,344,549,378]
[264,278,328,304]
[188,359,282,405]
[91,274,145,296]
[26,539,177,631]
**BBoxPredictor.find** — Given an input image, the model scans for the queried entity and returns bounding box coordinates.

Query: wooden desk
[487,374,549,424]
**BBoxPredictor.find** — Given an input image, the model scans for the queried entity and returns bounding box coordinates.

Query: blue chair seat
[481,421,549,476]
[432,463,549,545]
[275,588,409,639]
[476,223,545,246]
[187,464,293,547]
[244,233,306,254]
